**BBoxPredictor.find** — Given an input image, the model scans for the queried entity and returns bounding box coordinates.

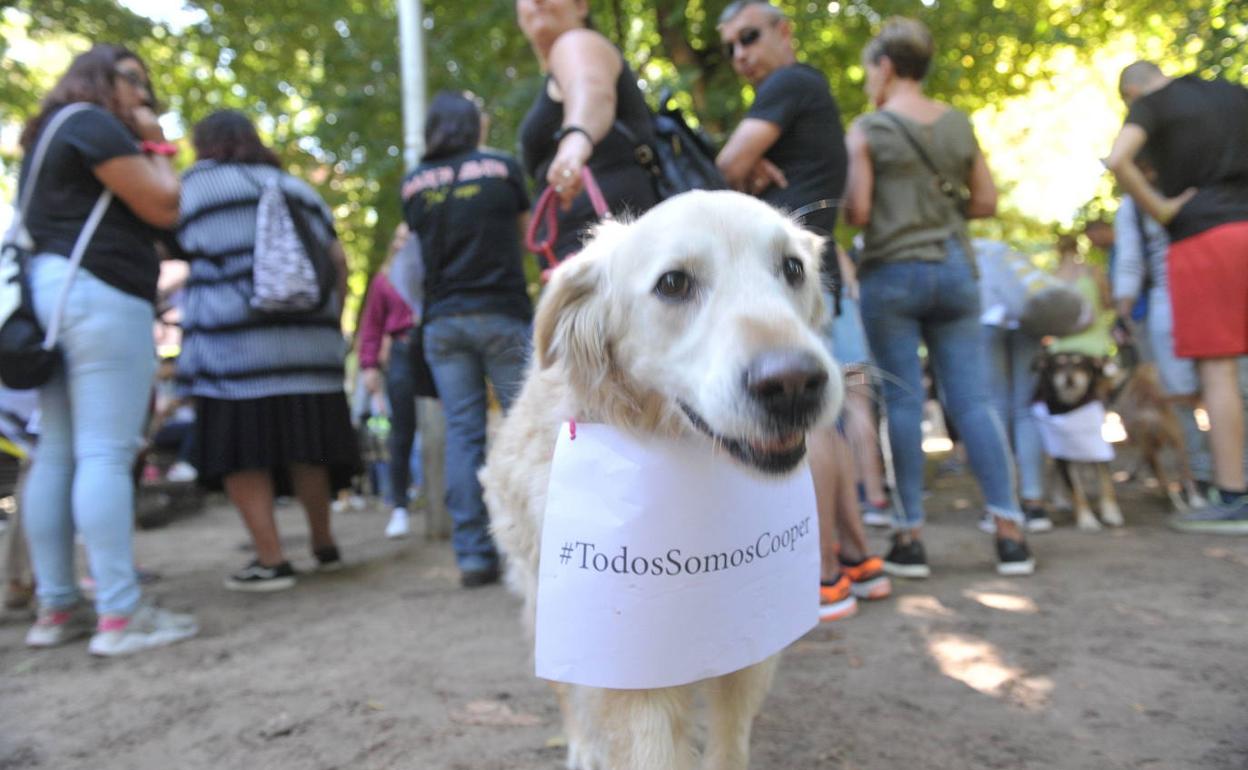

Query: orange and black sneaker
[818,574,858,622]
[838,554,893,600]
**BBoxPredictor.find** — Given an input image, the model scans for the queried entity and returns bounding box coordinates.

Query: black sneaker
[460,564,500,588]
[224,560,297,592]
[1024,505,1053,534]
[995,537,1035,576]
[883,535,930,579]
[313,545,343,573]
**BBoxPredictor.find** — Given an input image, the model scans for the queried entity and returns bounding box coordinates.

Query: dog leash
[526,167,610,274]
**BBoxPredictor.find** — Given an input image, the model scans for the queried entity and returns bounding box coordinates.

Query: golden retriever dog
[480,190,842,770]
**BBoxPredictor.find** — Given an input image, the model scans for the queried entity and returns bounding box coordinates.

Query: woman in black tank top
[516,0,658,259]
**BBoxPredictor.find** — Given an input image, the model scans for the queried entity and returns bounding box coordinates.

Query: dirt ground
[2,459,1246,770]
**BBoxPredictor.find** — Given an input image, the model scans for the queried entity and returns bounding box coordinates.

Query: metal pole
[398,0,426,172]
[398,0,450,540]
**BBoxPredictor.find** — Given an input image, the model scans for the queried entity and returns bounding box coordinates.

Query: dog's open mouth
[679,402,808,474]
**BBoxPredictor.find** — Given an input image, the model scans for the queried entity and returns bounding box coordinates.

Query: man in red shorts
[1105,60,1248,534]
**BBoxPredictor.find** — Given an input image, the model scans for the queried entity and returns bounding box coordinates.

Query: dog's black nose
[745,350,828,423]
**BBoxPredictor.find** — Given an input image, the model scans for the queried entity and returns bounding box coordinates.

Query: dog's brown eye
[655,270,693,301]
[782,256,805,286]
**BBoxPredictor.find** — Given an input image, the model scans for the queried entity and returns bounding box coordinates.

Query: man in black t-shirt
[715,0,847,284]
[1105,60,1248,534]
[716,0,889,616]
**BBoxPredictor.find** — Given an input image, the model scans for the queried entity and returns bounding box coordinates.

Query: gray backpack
[249,171,333,314]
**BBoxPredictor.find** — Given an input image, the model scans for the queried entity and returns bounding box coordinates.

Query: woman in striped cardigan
[174,110,359,592]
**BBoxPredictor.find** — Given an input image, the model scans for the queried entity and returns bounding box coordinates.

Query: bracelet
[552,125,594,146]
[140,140,178,157]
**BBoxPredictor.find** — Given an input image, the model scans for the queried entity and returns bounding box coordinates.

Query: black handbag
[0,103,113,389]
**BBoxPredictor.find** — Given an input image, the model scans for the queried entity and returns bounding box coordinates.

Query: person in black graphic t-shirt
[401,92,533,588]
[1106,61,1248,534]
[717,0,890,620]
[17,44,198,657]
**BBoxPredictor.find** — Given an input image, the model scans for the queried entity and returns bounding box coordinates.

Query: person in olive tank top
[843,18,1036,579]
[516,0,658,261]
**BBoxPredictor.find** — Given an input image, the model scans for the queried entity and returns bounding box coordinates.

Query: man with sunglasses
[717,1,889,619]
[716,0,846,256]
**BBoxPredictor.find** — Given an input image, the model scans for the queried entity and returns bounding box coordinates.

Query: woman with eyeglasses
[516,0,659,261]
[17,44,197,657]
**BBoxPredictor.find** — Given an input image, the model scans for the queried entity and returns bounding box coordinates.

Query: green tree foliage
[3,0,1243,292]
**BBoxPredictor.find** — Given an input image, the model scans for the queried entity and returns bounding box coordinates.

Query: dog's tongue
[748,432,804,454]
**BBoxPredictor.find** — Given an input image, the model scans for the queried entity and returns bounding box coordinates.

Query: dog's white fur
[480,191,842,770]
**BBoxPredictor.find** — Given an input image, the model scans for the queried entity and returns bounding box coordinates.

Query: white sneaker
[861,508,893,528]
[88,602,198,657]
[26,603,95,648]
[385,508,411,539]
[165,461,198,482]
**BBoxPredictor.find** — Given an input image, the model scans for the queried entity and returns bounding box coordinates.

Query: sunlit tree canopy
[0,0,1243,301]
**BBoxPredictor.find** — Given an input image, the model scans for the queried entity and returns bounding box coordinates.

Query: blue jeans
[423,313,530,571]
[23,255,156,615]
[983,325,1045,502]
[384,333,418,509]
[859,239,1022,531]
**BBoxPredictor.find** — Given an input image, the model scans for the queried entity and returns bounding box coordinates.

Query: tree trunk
[652,0,715,120]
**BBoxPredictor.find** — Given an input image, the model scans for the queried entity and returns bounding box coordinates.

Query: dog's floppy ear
[798,228,826,264]
[1031,352,1048,373]
[795,228,827,325]
[533,220,625,376]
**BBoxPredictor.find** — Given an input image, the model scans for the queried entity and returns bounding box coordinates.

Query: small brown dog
[1034,351,1123,530]
[1112,362,1206,512]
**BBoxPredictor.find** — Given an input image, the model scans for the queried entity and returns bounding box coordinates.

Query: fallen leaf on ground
[449,700,542,727]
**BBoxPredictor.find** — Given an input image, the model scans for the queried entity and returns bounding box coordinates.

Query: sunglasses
[114,68,151,91]
[722,26,764,59]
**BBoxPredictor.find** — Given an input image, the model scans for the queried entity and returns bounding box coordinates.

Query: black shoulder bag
[0,104,113,389]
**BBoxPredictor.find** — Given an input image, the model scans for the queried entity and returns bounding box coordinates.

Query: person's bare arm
[964,149,998,220]
[328,239,349,313]
[91,106,180,229]
[544,29,622,207]
[842,123,873,228]
[716,118,782,192]
[836,244,859,301]
[1104,125,1195,225]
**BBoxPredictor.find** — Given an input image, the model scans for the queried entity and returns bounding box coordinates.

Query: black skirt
[193,392,361,495]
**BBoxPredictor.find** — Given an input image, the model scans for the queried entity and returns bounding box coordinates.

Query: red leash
[526,167,611,274]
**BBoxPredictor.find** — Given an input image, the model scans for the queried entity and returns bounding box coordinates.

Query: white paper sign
[1032,401,1116,463]
[535,423,820,690]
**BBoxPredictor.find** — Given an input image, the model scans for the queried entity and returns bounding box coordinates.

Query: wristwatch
[140,140,178,157]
